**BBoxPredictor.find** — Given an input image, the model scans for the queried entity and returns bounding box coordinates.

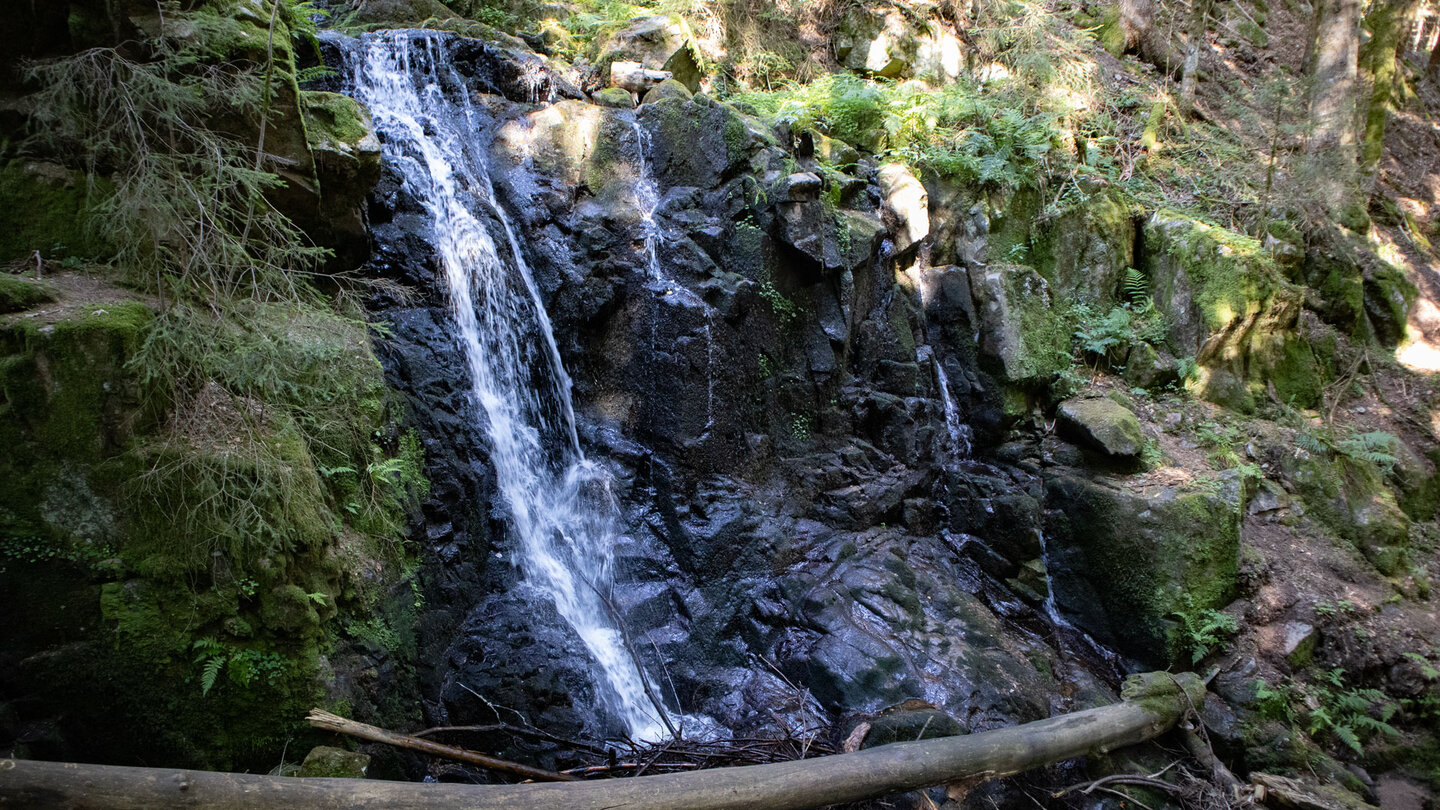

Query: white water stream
[352,31,667,740]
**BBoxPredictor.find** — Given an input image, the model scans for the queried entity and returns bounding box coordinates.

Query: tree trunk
[0,673,1204,810]
[1178,0,1215,115]
[1361,0,1424,177]
[1308,0,1363,214]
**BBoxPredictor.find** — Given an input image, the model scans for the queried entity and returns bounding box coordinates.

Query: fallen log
[304,709,577,782]
[0,671,1204,810]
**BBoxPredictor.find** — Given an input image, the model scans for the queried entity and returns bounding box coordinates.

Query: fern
[1334,431,1399,471]
[1122,268,1149,306]
[193,637,227,696]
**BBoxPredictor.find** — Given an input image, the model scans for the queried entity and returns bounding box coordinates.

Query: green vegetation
[1170,597,1238,664]
[0,1,426,769]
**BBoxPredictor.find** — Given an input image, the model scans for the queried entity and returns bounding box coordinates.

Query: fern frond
[200,656,226,696]
[1122,268,1149,305]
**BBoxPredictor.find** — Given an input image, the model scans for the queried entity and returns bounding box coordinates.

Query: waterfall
[350,30,667,740]
[630,120,716,435]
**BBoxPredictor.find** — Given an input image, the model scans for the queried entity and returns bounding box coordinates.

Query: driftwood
[0,672,1204,810]
[304,709,576,782]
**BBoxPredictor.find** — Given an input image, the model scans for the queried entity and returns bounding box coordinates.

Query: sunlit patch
[1397,338,1440,373]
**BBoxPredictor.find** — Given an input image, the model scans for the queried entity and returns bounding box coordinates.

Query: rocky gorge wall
[2,0,1438,801]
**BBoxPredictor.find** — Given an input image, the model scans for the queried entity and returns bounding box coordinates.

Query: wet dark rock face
[347,32,1127,769]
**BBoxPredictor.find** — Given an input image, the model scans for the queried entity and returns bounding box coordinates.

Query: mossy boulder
[0,161,107,263]
[969,263,1071,388]
[641,77,693,104]
[593,86,636,108]
[1362,262,1416,347]
[298,745,370,778]
[1143,213,1316,411]
[1030,191,1136,306]
[833,5,965,84]
[1056,397,1144,459]
[592,15,703,92]
[0,275,56,314]
[1044,472,1249,665]
[637,95,775,189]
[1281,449,1413,576]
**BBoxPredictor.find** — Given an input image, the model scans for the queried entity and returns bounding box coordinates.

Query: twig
[305,709,578,783]
[414,723,611,758]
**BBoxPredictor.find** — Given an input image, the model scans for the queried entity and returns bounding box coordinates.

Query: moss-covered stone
[1029,191,1136,306]
[593,86,636,109]
[1363,262,1417,347]
[0,275,56,314]
[970,263,1071,387]
[298,745,370,778]
[1044,472,1248,665]
[641,78,693,104]
[1056,397,1144,459]
[0,161,107,263]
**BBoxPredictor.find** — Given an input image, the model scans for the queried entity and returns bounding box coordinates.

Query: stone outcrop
[592,15,703,92]
[834,2,966,84]
[1056,397,1144,460]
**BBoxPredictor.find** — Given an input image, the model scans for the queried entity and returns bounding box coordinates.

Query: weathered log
[0,672,1203,810]
[304,709,576,782]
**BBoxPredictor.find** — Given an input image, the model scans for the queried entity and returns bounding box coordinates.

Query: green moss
[0,161,108,263]
[0,302,158,462]
[1265,338,1324,409]
[986,188,1042,265]
[594,86,635,109]
[301,91,370,147]
[1155,213,1279,333]
[0,275,57,314]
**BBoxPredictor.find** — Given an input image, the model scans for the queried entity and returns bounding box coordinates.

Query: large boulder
[968,263,1069,388]
[1044,471,1250,665]
[1056,397,1143,460]
[1029,191,1135,306]
[593,15,703,92]
[877,162,928,256]
[834,3,965,84]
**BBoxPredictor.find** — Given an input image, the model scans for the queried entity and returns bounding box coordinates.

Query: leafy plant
[192,636,289,696]
[1334,430,1400,471]
[1122,267,1150,307]
[759,281,801,325]
[1306,668,1400,756]
[1171,598,1239,664]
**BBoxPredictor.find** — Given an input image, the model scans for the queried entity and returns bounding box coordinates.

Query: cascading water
[630,120,716,435]
[350,30,668,740]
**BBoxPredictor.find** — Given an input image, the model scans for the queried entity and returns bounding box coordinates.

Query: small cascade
[1036,530,1121,670]
[350,30,668,740]
[630,120,716,435]
[930,355,971,459]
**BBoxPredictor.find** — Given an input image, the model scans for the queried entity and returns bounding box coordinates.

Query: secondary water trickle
[349,30,668,740]
[630,119,716,435]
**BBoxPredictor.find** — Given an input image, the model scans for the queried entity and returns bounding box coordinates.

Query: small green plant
[1255,678,1302,723]
[1314,598,1359,620]
[759,281,801,325]
[1195,420,1244,468]
[789,413,813,441]
[1122,267,1150,307]
[1334,430,1400,471]
[192,636,288,696]
[1306,668,1400,756]
[1171,598,1239,664]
